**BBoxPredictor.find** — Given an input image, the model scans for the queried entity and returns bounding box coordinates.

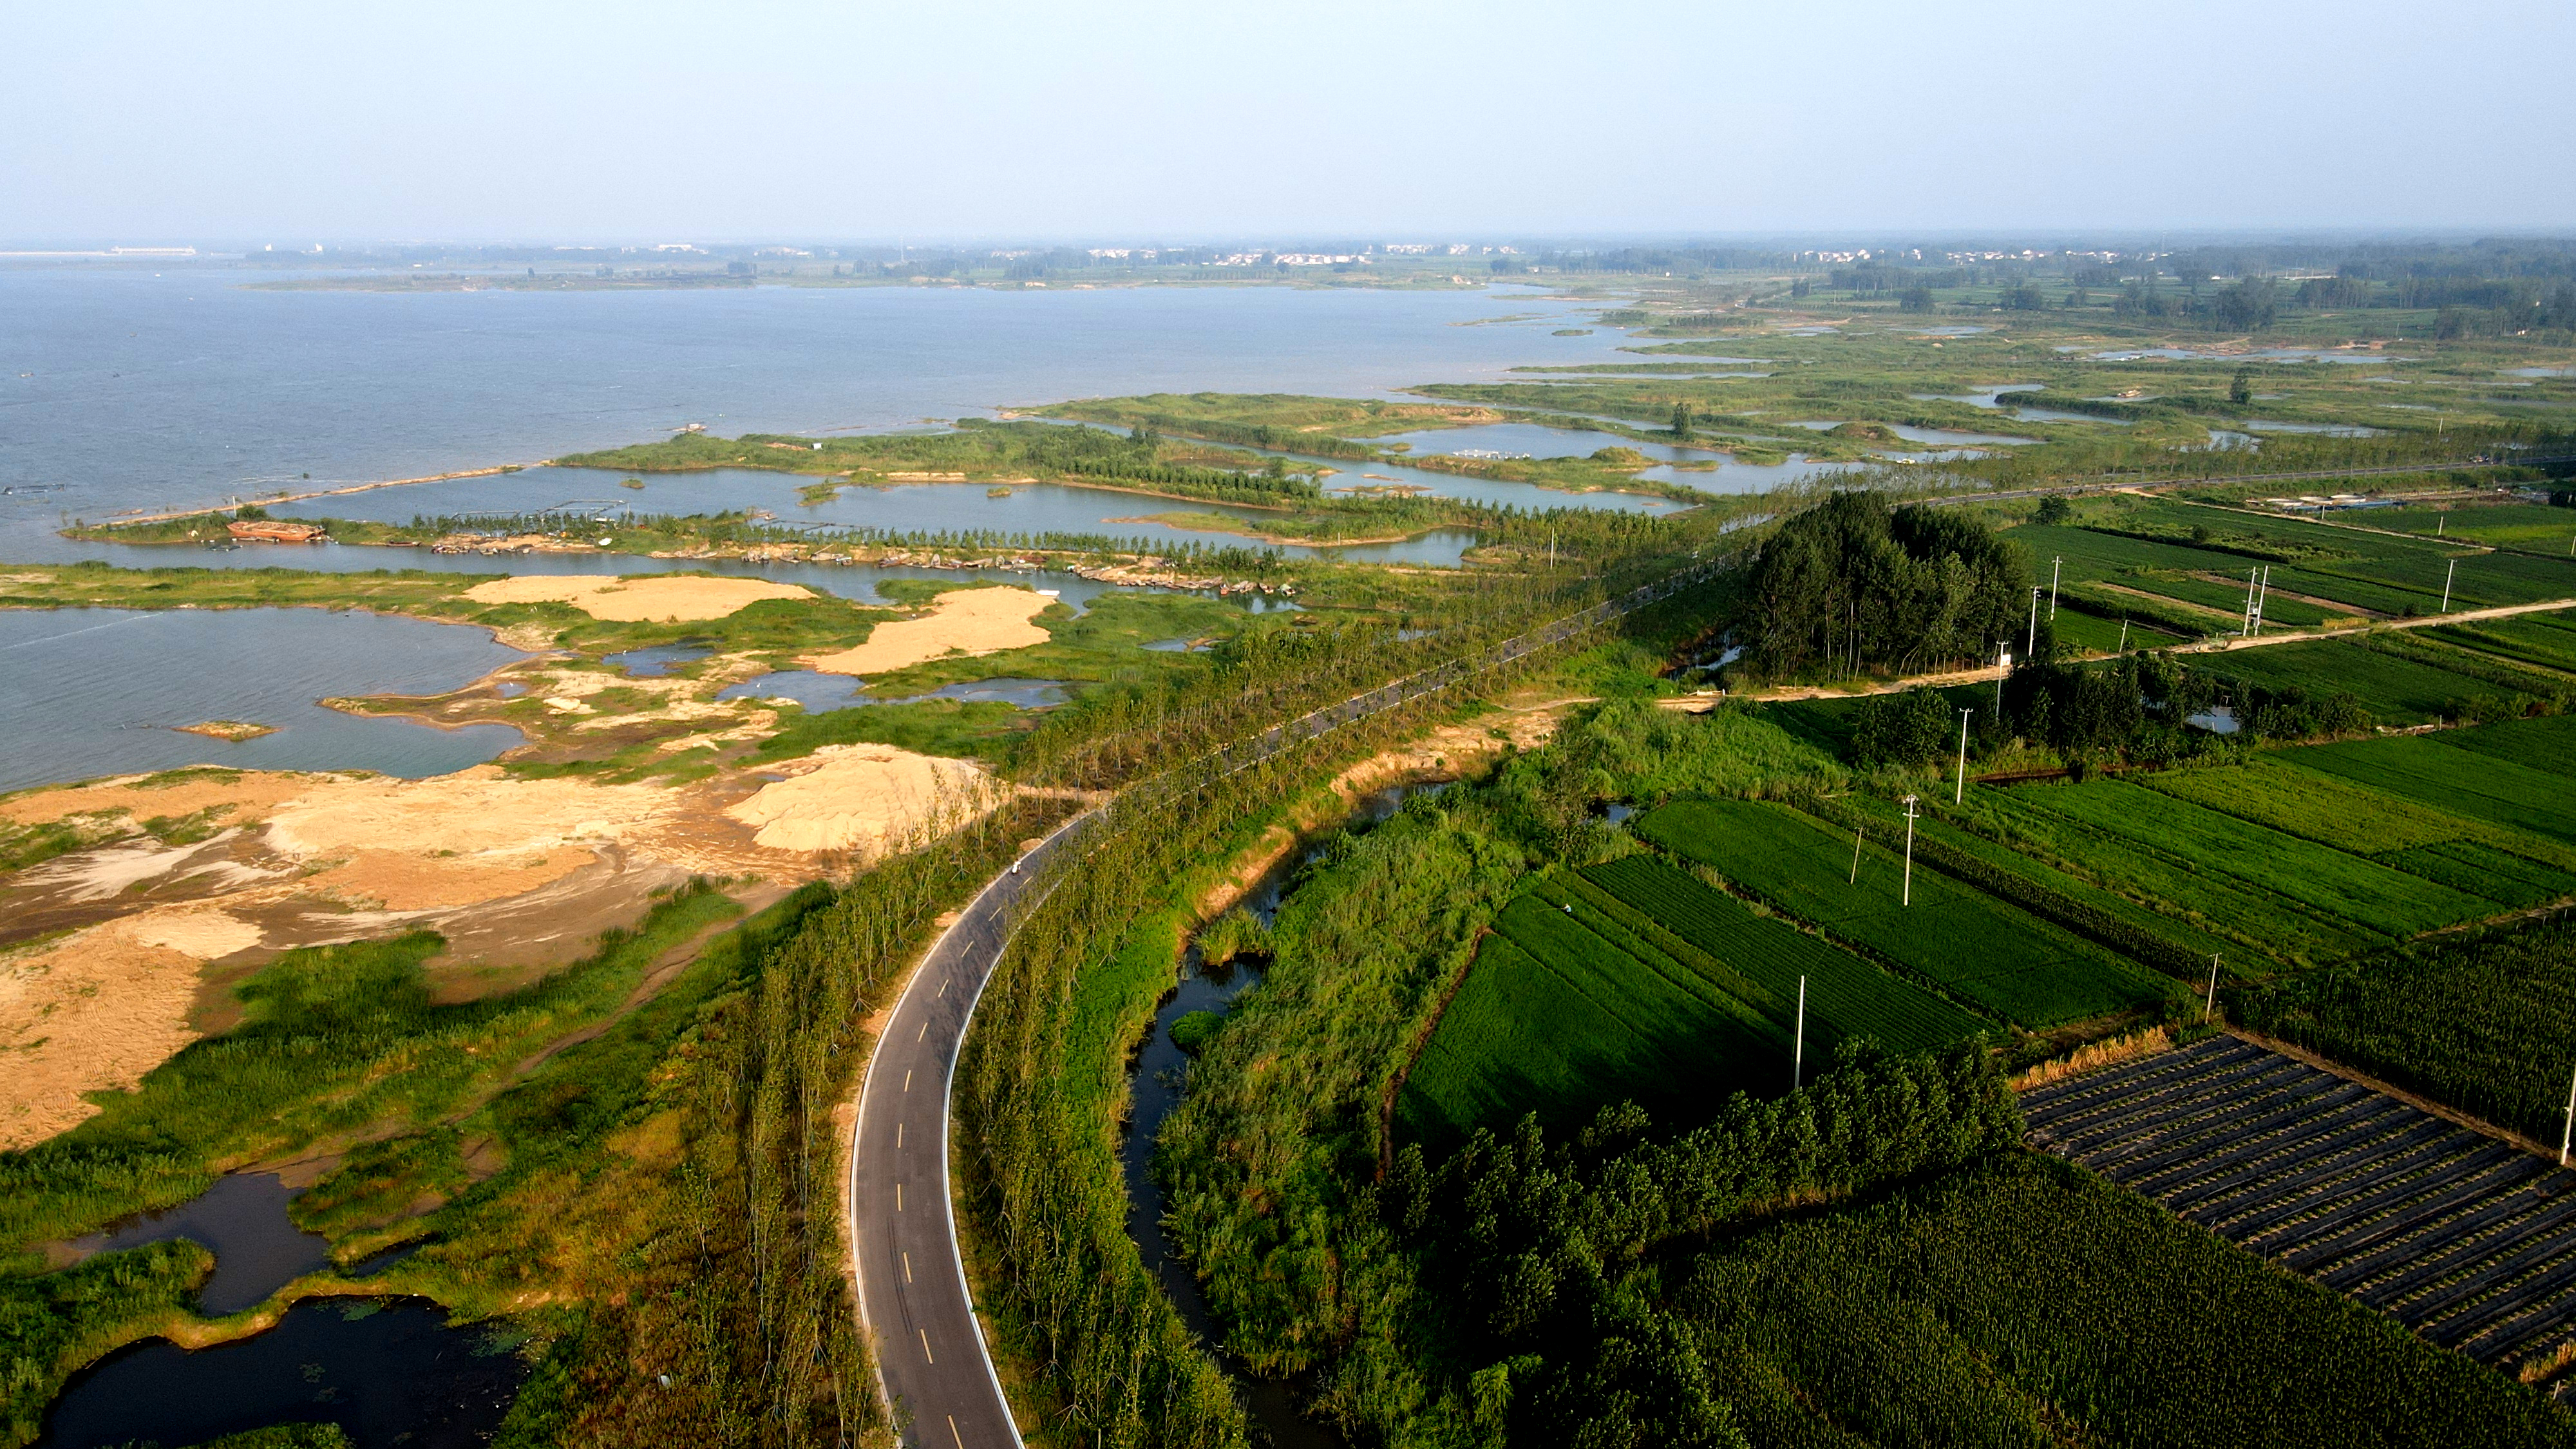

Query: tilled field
[2024,1034,2576,1393]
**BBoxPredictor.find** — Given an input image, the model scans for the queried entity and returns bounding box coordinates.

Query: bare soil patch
[724,744,995,854]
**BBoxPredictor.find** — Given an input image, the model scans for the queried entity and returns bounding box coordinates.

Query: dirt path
[1661,594,2576,710]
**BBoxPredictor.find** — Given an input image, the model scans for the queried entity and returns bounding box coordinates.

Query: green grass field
[2199,636,2525,724]
[1399,857,1986,1144]
[2346,503,2576,555]
[2284,715,2576,850]
[2426,609,2576,674]
[1635,799,2171,1026]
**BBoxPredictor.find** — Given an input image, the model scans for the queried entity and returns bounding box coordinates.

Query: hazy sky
[7,0,2570,243]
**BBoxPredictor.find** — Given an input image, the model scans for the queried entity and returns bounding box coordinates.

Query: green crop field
[2427,609,2576,674]
[1687,1153,2576,1449]
[2199,636,2526,724]
[2238,916,2576,1144]
[2284,716,2576,850]
[1398,893,1785,1144]
[2371,503,2576,553]
[1399,859,1986,1144]
[1635,799,2171,1025]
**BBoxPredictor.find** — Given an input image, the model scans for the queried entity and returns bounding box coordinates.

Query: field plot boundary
[2024,1033,2576,1396]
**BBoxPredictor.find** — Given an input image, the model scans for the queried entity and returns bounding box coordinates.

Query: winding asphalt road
[846,554,1732,1444]
[848,811,1093,1449]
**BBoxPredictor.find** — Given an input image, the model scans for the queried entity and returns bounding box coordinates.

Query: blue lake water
[0,608,527,792]
[1373,421,1724,464]
[601,641,713,676]
[0,267,1652,561]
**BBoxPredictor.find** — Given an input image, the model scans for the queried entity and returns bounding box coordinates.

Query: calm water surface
[0,608,527,791]
[0,269,1645,560]
[36,1298,522,1449]
[73,1174,332,1316]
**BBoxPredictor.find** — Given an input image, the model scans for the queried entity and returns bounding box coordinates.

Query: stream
[1119,785,1430,1447]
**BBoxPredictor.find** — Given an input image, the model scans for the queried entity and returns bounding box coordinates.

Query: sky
[6,0,2571,244]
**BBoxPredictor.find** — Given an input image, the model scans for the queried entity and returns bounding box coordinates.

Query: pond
[0,608,528,793]
[1782,420,2040,447]
[714,672,1074,711]
[35,1298,523,1449]
[1910,384,2133,426]
[2241,419,2383,437]
[601,641,712,677]
[1631,454,1865,492]
[71,1173,333,1316]
[1372,421,1725,466]
[269,466,1486,569]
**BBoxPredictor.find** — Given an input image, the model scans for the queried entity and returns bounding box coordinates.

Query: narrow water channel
[1119,785,1430,1448]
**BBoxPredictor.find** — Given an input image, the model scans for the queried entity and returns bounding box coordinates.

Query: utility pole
[2027,588,2040,658]
[2242,568,2259,637]
[2203,954,2222,1021]
[2117,618,2130,653]
[1549,529,1557,567]
[2442,558,2456,614]
[2049,556,2061,619]
[2562,1066,2575,1169]
[1955,708,1973,804]
[2252,567,2271,635]
[1901,795,1921,906]
[1793,975,1806,1091]
[1995,642,2009,714]
[1848,823,1865,884]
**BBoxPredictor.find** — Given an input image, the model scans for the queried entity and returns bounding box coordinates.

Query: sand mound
[723,745,992,854]
[462,574,816,622]
[805,586,1054,677]
[0,910,265,1149]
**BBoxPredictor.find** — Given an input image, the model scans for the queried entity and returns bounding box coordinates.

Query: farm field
[2143,498,2576,612]
[2341,503,2576,556]
[2428,609,2576,675]
[2237,917,2576,1144]
[1634,798,2172,1026]
[1688,1151,2576,1446]
[2025,1036,2576,1400]
[2284,715,2576,850]
[2195,636,2536,725]
[1398,858,1985,1143]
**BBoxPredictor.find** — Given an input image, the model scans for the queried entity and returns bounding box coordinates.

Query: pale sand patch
[723,745,994,854]
[1,772,318,828]
[804,586,1054,677]
[461,574,816,622]
[303,848,587,911]
[0,909,264,1149]
[263,767,677,859]
[126,909,264,959]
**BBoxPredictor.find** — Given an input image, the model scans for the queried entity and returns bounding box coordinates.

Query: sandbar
[804,585,1054,677]
[462,574,817,622]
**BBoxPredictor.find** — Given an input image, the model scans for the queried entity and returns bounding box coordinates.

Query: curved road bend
[849,810,1094,1448]
[848,553,1735,1446]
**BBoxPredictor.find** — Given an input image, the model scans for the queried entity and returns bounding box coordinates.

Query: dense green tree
[1743,493,2024,679]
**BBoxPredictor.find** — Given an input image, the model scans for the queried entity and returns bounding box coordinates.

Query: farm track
[2024,1034,2576,1395]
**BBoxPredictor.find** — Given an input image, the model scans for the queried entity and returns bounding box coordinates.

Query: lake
[0,607,527,792]
[0,268,1654,563]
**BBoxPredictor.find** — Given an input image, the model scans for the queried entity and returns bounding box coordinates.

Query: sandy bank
[804,585,1054,677]
[0,909,263,1150]
[462,573,818,621]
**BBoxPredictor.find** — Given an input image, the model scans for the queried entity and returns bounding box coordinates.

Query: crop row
[1634,799,2168,1027]
[2026,1036,2576,1384]
[1573,856,1987,1052]
[2286,717,2576,850]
